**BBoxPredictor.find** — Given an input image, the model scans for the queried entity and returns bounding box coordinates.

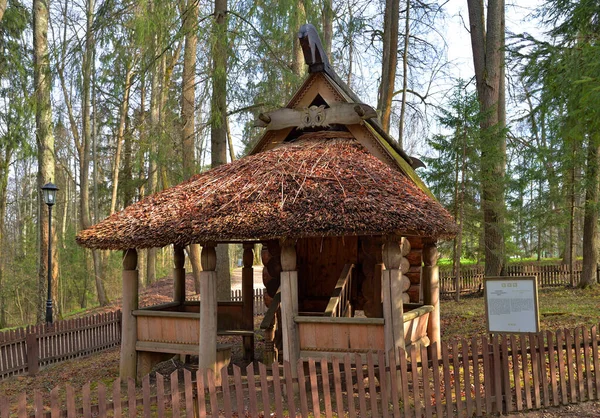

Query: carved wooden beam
[254,103,377,131]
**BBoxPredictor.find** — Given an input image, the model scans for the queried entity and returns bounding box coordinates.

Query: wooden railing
[324,263,354,317]
[0,312,121,380]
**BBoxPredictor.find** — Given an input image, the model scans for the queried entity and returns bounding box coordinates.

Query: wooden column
[280,240,299,375]
[422,241,440,356]
[382,236,405,362]
[173,245,186,304]
[242,243,255,360]
[120,249,139,380]
[198,244,218,374]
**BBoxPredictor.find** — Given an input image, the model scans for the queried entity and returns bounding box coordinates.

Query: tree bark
[110,63,134,215]
[34,0,58,323]
[322,0,333,61]
[467,0,506,277]
[377,0,400,133]
[397,0,410,148]
[181,0,202,293]
[291,0,306,77]
[212,0,231,300]
[0,0,6,24]
[580,137,600,287]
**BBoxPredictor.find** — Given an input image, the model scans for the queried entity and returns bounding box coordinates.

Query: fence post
[26,332,39,375]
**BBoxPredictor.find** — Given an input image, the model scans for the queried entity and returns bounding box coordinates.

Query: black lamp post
[41,182,58,324]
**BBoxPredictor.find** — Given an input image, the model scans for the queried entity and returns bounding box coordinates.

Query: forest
[0,0,597,328]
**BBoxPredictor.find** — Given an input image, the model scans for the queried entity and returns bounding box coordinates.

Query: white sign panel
[484,276,539,333]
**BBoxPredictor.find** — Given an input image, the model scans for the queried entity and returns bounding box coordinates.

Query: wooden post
[173,245,186,304]
[382,236,405,363]
[280,239,299,376]
[199,244,218,375]
[26,332,39,375]
[242,243,255,360]
[120,249,139,380]
[422,241,440,357]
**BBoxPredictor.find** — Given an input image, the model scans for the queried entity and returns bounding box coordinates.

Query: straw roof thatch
[76,132,457,250]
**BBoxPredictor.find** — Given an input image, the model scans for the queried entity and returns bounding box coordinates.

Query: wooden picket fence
[0,312,121,380]
[439,261,589,296]
[230,288,267,315]
[4,324,600,417]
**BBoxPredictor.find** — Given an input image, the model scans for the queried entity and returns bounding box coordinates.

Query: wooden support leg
[120,249,139,381]
[242,243,255,361]
[423,242,440,358]
[280,240,299,376]
[173,245,186,304]
[199,244,218,374]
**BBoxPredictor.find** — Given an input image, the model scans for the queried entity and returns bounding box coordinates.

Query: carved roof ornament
[299,23,330,73]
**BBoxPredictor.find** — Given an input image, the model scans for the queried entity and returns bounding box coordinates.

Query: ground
[2,273,600,416]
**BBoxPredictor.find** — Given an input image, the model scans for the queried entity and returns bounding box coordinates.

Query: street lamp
[41,182,58,324]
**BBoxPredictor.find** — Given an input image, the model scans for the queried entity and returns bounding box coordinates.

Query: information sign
[484,276,539,333]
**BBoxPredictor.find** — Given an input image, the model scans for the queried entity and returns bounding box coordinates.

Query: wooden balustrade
[324,263,354,317]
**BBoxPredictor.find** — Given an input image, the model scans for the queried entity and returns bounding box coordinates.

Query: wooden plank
[451,340,462,417]
[420,345,432,418]
[462,338,474,417]
[430,342,443,418]
[520,334,532,409]
[207,369,219,417]
[583,327,593,401]
[398,347,412,418]
[283,360,297,416]
[511,335,523,411]
[17,392,26,418]
[272,363,284,418]
[575,328,584,401]
[221,367,232,418]
[156,374,165,418]
[259,362,271,416]
[538,332,549,408]
[387,349,400,418]
[377,351,390,418]
[0,395,9,418]
[355,353,368,417]
[308,358,321,417]
[556,330,568,405]
[367,352,379,418]
[142,374,151,418]
[112,378,122,417]
[332,357,344,417]
[410,346,422,417]
[501,335,513,413]
[481,336,492,415]
[565,328,577,403]
[233,366,245,416]
[344,354,356,418]
[184,369,194,418]
[592,326,600,401]
[547,331,559,407]
[297,361,309,418]
[492,335,503,414]
[128,377,137,418]
[442,340,454,418]
[321,358,333,418]
[50,387,59,418]
[83,382,91,418]
[34,390,43,418]
[196,370,207,418]
[66,384,76,418]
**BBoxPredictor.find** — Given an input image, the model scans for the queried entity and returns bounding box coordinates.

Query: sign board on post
[484,276,539,333]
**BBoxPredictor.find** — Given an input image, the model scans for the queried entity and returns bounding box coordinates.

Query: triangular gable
[249,72,435,199]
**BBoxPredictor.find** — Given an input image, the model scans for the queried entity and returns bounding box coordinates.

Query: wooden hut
[76,25,457,382]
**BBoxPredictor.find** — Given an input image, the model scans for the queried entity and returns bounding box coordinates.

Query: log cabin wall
[405,236,423,303]
[296,236,358,313]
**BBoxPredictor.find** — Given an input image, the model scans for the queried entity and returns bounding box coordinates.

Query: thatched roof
[76,132,457,250]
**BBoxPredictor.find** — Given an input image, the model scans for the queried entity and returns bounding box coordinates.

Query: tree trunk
[181,0,202,293]
[0,151,12,327]
[322,0,333,61]
[110,63,134,215]
[212,0,231,300]
[33,0,58,323]
[467,0,506,277]
[291,0,306,77]
[397,0,410,148]
[377,0,400,133]
[580,137,600,287]
[0,0,7,23]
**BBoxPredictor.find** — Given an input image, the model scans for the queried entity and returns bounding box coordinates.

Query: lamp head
[41,182,59,207]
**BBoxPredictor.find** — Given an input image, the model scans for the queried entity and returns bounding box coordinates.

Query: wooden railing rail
[324,263,354,317]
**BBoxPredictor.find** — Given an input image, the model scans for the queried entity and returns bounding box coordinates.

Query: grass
[440,285,600,339]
